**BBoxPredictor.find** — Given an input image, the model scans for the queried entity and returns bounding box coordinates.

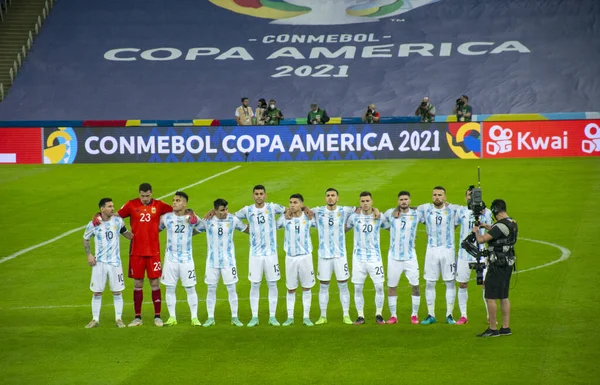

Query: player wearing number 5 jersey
[114,183,173,327]
[417,186,462,325]
[83,198,133,328]
[347,192,389,325]
[159,192,202,327]
[196,198,248,327]
[235,185,286,327]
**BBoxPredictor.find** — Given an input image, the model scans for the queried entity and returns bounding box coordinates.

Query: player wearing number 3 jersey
[159,191,201,327]
[196,198,248,327]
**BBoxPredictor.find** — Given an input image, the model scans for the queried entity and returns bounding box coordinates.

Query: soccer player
[114,183,174,327]
[418,186,462,325]
[311,188,354,325]
[159,191,201,326]
[196,198,248,327]
[277,194,316,327]
[346,191,388,325]
[383,191,422,325]
[235,185,286,327]
[83,198,133,328]
[454,187,492,325]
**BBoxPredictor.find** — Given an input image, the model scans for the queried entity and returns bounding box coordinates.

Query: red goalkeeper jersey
[118,198,173,257]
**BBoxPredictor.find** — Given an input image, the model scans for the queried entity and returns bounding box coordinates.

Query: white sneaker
[154,317,164,327]
[128,318,143,327]
[115,319,126,328]
[85,320,99,328]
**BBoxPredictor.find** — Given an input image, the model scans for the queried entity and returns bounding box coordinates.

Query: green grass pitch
[0,158,599,384]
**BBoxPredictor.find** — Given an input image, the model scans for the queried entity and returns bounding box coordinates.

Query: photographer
[255,98,268,125]
[453,95,472,122]
[471,199,518,337]
[362,104,380,124]
[263,99,284,126]
[307,103,330,125]
[415,97,436,123]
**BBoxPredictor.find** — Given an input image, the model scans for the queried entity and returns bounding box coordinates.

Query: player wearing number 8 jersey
[235,185,286,327]
[83,198,133,328]
[196,198,248,327]
[346,191,388,325]
[417,186,462,325]
[159,192,201,326]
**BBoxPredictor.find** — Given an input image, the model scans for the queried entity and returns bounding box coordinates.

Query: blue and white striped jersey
[347,213,388,262]
[83,216,125,267]
[456,206,493,261]
[383,208,422,261]
[196,215,247,268]
[277,214,314,257]
[311,206,354,259]
[417,203,462,249]
[159,213,200,263]
[235,202,285,257]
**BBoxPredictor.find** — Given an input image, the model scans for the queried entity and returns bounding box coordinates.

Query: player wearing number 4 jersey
[83,198,133,328]
[235,185,286,327]
[196,198,248,327]
[347,191,388,325]
[159,191,202,326]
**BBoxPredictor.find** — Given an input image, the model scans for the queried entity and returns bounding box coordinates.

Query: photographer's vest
[265,108,282,125]
[308,109,325,123]
[459,105,472,122]
[236,106,253,125]
[488,218,518,267]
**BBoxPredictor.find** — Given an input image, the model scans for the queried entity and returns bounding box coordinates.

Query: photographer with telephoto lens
[362,104,380,124]
[255,98,268,125]
[453,95,472,122]
[415,97,436,123]
[264,99,284,126]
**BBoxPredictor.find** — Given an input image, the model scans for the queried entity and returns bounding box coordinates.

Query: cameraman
[415,97,436,123]
[307,103,330,125]
[471,199,518,337]
[362,104,380,124]
[453,95,472,122]
[264,99,284,126]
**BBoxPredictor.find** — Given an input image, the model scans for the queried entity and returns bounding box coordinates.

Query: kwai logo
[582,122,600,154]
[209,0,440,25]
[486,125,513,155]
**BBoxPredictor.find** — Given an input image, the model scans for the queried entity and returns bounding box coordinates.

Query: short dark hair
[398,191,410,197]
[213,198,228,209]
[241,97,248,102]
[253,184,266,193]
[99,198,112,208]
[269,99,276,104]
[433,186,446,193]
[359,191,372,198]
[462,95,469,101]
[326,188,339,195]
[290,193,304,202]
[175,191,189,202]
[491,199,507,214]
[139,183,152,192]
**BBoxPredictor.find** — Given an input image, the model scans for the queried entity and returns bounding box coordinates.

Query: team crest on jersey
[337,213,341,217]
[226,223,230,227]
[151,207,157,214]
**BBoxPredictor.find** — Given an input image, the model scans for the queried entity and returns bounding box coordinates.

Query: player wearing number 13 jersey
[196,198,248,327]
[117,183,172,327]
[159,191,201,327]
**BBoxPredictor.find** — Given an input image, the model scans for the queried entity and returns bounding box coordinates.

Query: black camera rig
[460,167,488,285]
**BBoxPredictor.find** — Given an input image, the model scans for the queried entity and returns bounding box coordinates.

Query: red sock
[134,289,143,317]
[152,289,162,316]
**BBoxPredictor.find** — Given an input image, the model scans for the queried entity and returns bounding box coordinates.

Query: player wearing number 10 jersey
[117,183,172,327]
[196,198,248,327]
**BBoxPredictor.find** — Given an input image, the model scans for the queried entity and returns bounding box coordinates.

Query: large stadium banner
[0,128,42,164]
[42,123,469,164]
[481,120,600,158]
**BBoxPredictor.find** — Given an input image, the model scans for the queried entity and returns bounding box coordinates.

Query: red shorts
[128,255,162,279]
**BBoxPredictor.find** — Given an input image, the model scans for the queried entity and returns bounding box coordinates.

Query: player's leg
[265,254,281,326]
[351,257,368,324]
[221,265,241,326]
[317,258,332,323]
[298,254,315,326]
[386,259,401,324]
[204,264,220,327]
[161,260,179,326]
[482,266,491,322]
[107,264,126,328]
[180,261,200,326]
[456,258,471,324]
[366,261,385,324]
[128,255,145,326]
[405,259,421,324]
[441,249,457,324]
[147,255,164,326]
[284,255,298,326]
[247,256,264,327]
[422,247,440,324]
[333,257,352,323]
[87,263,105,328]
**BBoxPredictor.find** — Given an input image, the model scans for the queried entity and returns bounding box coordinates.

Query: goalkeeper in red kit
[95,183,172,326]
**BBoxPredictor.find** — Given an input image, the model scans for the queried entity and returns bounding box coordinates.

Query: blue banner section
[42,123,466,164]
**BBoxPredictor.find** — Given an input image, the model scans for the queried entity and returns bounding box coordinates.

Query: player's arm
[117,201,132,219]
[372,207,381,219]
[158,216,166,233]
[301,205,314,220]
[83,224,96,266]
[119,224,133,240]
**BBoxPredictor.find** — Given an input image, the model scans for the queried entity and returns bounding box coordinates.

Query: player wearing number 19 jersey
[235,185,285,327]
[117,183,172,327]
[196,198,248,327]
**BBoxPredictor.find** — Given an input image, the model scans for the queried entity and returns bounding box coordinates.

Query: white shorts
[424,246,456,282]
[90,262,125,292]
[248,254,281,283]
[317,257,350,282]
[205,265,239,285]
[351,257,385,285]
[286,254,316,290]
[161,260,197,287]
[387,258,420,287]
[456,258,474,283]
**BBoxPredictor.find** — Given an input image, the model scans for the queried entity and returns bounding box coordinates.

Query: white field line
[0,166,242,265]
[0,237,570,311]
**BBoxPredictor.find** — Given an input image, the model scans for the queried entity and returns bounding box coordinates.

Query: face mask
[270,104,275,110]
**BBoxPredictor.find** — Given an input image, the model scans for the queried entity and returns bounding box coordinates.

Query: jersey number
[232,267,237,277]
[140,213,151,222]
[450,263,457,272]
[175,225,186,233]
[328,218,334,226]
[375,266,384,275]
[274,264,280,274]
[105,231,114,240]
[118,274,124,283]
[188,270,196,279]
[344,263,349,274]
[295,225,300,233]
[362,224,373,233]
[400,220,407,230]
[218,227,224,236]
[153,262,161,272]
[257,214,266,224]
[436,216,443,225]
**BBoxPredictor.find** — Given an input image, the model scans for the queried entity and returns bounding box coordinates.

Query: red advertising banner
[482,120,600,158]
[0,128,43,164]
